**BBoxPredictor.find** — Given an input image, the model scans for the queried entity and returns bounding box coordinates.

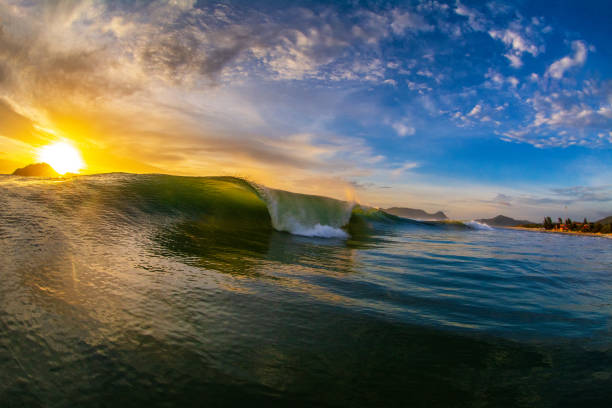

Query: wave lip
[465,220,494,230]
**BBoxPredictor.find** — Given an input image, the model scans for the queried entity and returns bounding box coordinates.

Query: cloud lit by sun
[0,0,609,220]
[36,142,85,175]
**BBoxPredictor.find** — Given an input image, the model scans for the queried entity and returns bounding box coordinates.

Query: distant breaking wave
[465,220,493,230]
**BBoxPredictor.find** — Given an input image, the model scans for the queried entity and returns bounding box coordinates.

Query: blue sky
[0,0,610,219]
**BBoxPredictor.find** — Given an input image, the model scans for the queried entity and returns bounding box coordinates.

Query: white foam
[466,220,493,230]
[289,222,349,239]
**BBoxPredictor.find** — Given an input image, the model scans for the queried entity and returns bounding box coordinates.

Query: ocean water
[1,173,611,407]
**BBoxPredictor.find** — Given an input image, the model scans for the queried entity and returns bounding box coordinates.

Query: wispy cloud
[501,78,612,147]
[390,9,433,35]
[545,40,588,79]
[486,186,612,208]
[391,161,419,176]
[454,1,487,32]
[489,28,540,68]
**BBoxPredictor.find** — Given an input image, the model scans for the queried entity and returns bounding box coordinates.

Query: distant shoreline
[506,226,612,239]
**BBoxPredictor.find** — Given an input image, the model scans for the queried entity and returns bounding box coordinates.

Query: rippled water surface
[1,174,611,407]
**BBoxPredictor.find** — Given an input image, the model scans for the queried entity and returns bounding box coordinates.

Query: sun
[36,141,85,175]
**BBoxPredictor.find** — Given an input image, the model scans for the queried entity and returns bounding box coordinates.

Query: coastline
[506,226,612,239]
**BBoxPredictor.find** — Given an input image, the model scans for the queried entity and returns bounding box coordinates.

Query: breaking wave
[1,174,393,240]
[254,185,353,238]
[465,220,493,230]
[1,173,498,241]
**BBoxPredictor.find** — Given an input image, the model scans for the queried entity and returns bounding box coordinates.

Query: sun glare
[37,142,85,175]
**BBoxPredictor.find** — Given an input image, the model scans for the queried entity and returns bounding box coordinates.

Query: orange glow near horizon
[36,141,85,175]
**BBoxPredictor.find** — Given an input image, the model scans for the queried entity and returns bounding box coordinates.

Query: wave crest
[466,220,493,230]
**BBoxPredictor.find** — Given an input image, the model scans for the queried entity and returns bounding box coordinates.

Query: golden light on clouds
[36,141,85,174]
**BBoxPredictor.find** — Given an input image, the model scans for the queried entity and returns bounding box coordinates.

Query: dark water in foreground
[1,174,611,407]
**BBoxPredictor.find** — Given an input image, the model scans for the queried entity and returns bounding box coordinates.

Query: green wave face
[92,174,364,275]
[93,174,375,238]
[117,175,359,236]
[121,175,272,229]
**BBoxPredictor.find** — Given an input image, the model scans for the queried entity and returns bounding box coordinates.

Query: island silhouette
[12,163,59,177]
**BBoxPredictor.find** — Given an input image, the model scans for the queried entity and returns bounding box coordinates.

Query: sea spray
[253,184,354,238]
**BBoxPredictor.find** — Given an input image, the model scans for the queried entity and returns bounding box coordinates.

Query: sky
[0,0,611,220]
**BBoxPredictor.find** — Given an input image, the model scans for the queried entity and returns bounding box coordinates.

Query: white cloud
[455,1,486,31]
[495,103,508,111]
[417,1,449,13]
[168,0,197,10]
[392,121,416,137]
[485,69,505,86]
[467,104,482,116]
[391,161,419,176]
[406,80,432,93]
[545,41,588,79]
[489,27,540,68]
[598,105,612,118]
[532,105,598,128]
[102,16,136,38]
[504,52,523,68]
[417,69,434,78]
[390,9,433,34]
[501,80,612,148]
[484,69,520,89]
[489,29,539,56]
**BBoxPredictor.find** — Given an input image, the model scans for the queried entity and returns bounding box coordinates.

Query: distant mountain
[595,216,612,224]
[385,207,448,220]
[12,163,59,177]
[476,215,531,227]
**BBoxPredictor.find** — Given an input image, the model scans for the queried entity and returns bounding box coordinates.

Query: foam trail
[466,220,493,230]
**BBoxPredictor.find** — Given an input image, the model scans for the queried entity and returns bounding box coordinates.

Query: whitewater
[1,173,611,407]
